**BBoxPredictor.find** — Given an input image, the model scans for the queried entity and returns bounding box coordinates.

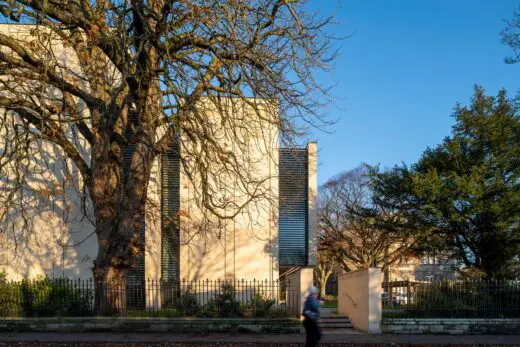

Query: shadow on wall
[0,116,96,280]
[178,206,279,282]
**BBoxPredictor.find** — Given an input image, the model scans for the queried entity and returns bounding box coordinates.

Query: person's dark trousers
[303,318,321,347]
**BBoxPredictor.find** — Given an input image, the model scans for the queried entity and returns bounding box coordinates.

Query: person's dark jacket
[303,294,320,321]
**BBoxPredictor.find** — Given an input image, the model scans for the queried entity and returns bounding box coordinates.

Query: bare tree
[0,0,336,305]
[315,233,338,299]
[502,5,520,64]
[318,164,417,275]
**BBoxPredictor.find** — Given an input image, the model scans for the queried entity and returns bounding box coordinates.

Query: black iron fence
[0,278,299,318]
[382,279,520,318]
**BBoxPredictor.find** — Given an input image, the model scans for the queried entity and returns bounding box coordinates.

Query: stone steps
[320,315,354,330]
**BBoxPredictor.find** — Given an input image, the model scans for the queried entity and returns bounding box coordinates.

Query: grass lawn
[322,299,338,309]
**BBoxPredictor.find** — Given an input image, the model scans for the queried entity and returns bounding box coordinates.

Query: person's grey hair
[309,286,318,295]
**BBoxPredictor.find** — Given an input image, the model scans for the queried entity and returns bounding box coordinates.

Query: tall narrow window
[124,111,145,309]
[161,141,180,282]
[125,111,145,285]
[279,148,308,265]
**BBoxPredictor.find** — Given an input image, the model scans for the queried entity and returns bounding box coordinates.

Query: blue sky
[309,0,520,184]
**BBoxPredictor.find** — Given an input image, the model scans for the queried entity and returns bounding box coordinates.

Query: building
[388,254,461,282]
[0,25,317,292]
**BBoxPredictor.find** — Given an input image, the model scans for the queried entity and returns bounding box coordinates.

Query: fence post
[146,277,160,310]
[285,267,313,319]
[407,280,411,305]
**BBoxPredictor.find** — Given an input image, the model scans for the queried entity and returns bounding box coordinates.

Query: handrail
[279,267,301,279]
[342,291,357,308]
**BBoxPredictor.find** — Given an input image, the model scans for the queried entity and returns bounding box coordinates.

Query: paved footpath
[1,332,520,346]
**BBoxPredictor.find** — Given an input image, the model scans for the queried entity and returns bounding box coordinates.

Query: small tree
[315,234,338,299]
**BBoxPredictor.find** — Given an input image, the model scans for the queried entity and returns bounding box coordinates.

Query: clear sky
[309,0,520,185]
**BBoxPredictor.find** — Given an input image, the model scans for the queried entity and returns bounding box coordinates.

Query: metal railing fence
[382,279,520,318]
[0,278,299,318]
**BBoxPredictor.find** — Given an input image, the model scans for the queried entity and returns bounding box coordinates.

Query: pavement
[1,332,520,345]
[1,309,519,346]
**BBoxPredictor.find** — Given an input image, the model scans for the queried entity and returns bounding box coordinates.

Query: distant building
[388,253,462,282]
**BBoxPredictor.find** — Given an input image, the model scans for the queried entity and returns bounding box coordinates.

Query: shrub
[198,281,242,318]
[0,279,23,317]
[0,277,93,317]
[175,287,199,316]
[214,281,242,317]
[384,280,520,318]
[268,307,289,318]
[196,299,219,318]
[242,292,275,318]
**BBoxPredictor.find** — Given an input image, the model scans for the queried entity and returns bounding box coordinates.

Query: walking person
[303,286,321,347]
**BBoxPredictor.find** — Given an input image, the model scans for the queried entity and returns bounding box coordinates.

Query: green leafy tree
[374,87,520,279]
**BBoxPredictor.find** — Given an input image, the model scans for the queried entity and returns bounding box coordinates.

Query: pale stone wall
[307,143,317,266]
[0,317,301,333]
[383,318,520,335]
[177,99,279,282]
[0,115,97,280]
[0,205,97,281]
[285,267,314,317]
[0,25,97,281]
[1,97,282,283]
[338,268,382,333]
[144,156,162,282]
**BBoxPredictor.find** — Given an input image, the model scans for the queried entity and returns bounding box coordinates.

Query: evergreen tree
[375,87,520,279]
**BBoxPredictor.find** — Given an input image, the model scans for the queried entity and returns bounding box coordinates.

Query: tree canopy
[0,0,336,292]
[374,87,520,279]
[502,5,520,64]
[318,164,418,273]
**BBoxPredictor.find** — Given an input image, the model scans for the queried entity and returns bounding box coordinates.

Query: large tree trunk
[93,263,128,316]
[90,106,157,314]
[91,163,153,314]
[315,264,333,300]
[85,6,164,310]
